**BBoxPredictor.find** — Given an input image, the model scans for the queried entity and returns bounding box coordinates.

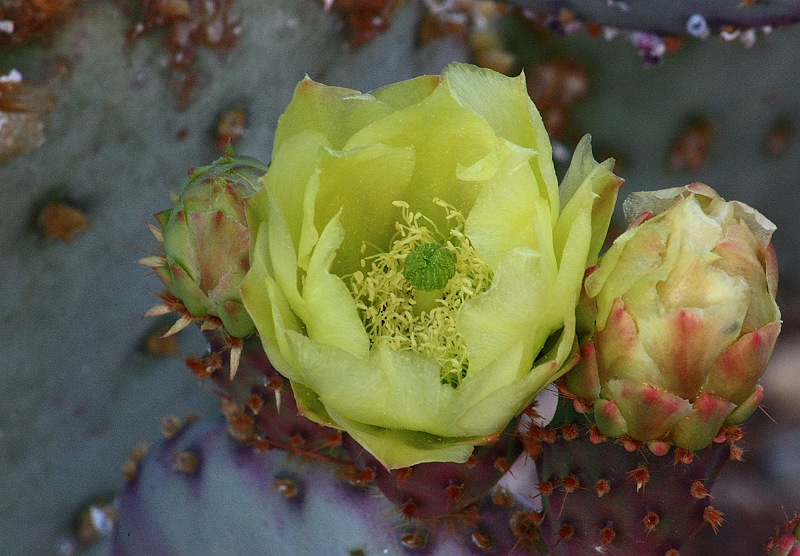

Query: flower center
[349,200,493,388]
[403,242,456,291]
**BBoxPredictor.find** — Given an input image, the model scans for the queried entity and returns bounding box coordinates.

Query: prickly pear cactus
[5,1,800,555]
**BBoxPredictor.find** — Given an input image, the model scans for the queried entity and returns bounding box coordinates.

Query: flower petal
[637,305,745,400]
[240,224,304,383]
[443,62,559,215]
[257,129,329,249]
[343,71,503,229]
[314,143,415,275]
[273,78,394,152]
[284,332,463,437]
[595,298,663,388]
[671,393,734,451]
[456,314,579,434]
[557,134,621,266]
[458,247,553,373]
[464,144,553,271]
[303,213,370,358]
[326,408,478,469]
[370,74,441,110]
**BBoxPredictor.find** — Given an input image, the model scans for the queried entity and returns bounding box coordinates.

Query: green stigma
[403,243,457,291]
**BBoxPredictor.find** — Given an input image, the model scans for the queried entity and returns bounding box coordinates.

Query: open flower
[567,183,781,451]
[241,63,620,468]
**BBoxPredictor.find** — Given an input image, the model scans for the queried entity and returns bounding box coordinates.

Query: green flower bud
[568,183,781,451]
[144,149,268,338]
[241,63,621,468]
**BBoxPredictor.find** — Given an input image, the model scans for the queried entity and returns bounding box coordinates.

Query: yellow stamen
[349,200,493,387]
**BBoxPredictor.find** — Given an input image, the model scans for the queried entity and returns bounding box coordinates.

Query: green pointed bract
[572,184,781,451]
[241,63,620,469]
[154,149,268,338]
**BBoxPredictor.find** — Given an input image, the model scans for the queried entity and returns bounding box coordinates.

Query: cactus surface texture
[113,417,546,556]
[508,0,800,35]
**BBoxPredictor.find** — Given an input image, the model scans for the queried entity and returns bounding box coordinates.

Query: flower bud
[144,149,268,338]
[567,183,781,451]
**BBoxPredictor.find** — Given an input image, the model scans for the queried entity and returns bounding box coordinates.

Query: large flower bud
[142,149,268,338]
[566,183,781,451]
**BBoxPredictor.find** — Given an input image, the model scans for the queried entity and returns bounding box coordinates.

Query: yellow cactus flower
[241,63,620,468]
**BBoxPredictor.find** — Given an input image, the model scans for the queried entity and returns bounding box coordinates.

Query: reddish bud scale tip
[471,531,492,550]
[542,428,557,443]
[704,506,725,534]
[664,549,680,556]
[628,210,655,229]
[620,436,642,452]
[573,398,591,413]
[771,534,799,555]
[648,440,671,456]
[599,525,616,547]
[589,425,609,444]
[466,454,478,468]
[690,480,711,499]
[643,511,660,533]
